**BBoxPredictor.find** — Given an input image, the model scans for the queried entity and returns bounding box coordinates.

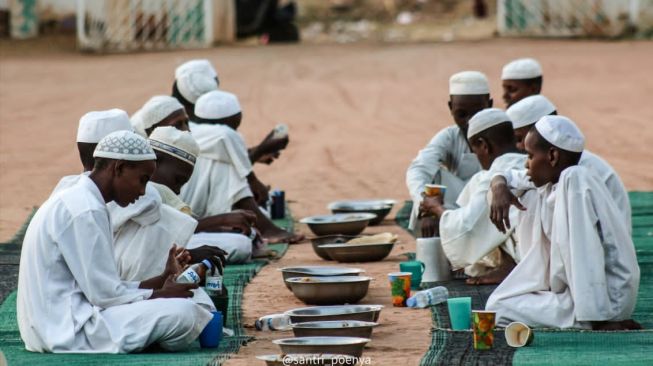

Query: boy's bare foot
[465,255,516,285]
[592,319,643,331]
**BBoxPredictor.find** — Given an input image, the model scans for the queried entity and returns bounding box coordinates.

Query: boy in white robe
[490,95,631,233]
[148,126,257,263]
[485,116,641,330]
[501,58,542,107]
[18,131,213,353]
[420,109,526,283]
[406,71,490,236]
[181,89,303,243]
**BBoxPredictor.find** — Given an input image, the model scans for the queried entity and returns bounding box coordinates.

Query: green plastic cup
[447,297,472,330]
[399,260,425,289]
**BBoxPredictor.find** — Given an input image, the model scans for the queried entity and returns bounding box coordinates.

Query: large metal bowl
[285,276,371,305]
[300,214,376,236]
[280,266,365,290]
[291,320,378,339]
[286,305,383,323]
[328,199,395,225]
[273,337,370,358]
[310,235,362,260]
[256,354,359,366]
[318,242,395,263]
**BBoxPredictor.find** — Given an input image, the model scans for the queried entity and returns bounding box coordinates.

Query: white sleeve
[491,168,534,191]
[406,129,454,202]
[56,210,152,308]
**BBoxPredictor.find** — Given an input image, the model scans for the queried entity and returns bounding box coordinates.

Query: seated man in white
[486,116,641,330]
[181,89,303,243]
[148,126,258,263]
[489,94,631,234]
[419,109,525,284]
[406,71,490,236]
[17,131,212,353]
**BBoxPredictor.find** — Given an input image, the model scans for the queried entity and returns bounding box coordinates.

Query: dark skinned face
[524,131,557,187]
[151,155,194,195]
[469,137,492,170]
[145,109,190,136]
[514,125,532,153]
[502,79,538,107]
[112,160,157,207]
[223,113,243,131]
[448,95,492,137]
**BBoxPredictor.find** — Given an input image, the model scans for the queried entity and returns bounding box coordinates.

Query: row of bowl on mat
[258,304,383,366]
[300,199,397,263]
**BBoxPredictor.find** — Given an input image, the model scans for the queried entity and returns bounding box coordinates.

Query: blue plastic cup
[199,311,223,348]
[447,297,472,330]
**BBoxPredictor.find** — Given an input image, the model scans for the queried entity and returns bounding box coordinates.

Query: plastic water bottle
[406,286,449,308]
[272,123,288,139]
[176,259,213,284]
[255,313,291,331]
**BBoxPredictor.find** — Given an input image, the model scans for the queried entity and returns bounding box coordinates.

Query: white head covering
[175,59,218,81]
[449,71,490,95]
[77,109,133,143]
[131,96,185,137]
[502,58,542,80]
[507,95,556,129]
[93,130,157,161]
[149,126,199,166]
[467,108,511,139]
[176,72,218,104]
[195,90,241,120]
[534,115,584,153]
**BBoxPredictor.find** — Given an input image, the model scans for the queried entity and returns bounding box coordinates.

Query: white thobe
[440,153,526,276]
[486,166,640,328]
[17,175,212,353]
[500,150,631,231]
[405,125,481,231]
[181,122,253,217]
[50,172,88,196]
[152,182,253,264]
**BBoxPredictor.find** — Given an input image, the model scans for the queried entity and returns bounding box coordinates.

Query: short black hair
[530,127,582,165]
[469,121,515,150]
[193,112,242,126]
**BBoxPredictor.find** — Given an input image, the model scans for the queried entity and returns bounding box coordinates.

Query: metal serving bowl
[285,276,372,305]
[291,320,378,339]
[280,266,365,290]
[328,199,396,225]
[273,337,371,358]
[300,214,376,236]
[286,305,383,323]
[318,242,394,263]
[310,235,362,260]
[256,354,359,366]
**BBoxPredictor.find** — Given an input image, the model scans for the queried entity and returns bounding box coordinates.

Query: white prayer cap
[534,115,585,153]
[175,59,218,81]
[149,126,199,166]
[501,58,542,80]
[93,130,157,161]
[467,108,511,139]
[449,71,490,95]
[176,72,218,104]
[195,90,241,120]
[77,109,132,143]
[131,96,184,137]
[507,95,556,129]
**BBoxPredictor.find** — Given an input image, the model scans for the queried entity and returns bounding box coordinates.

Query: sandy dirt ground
[1,39,653,364]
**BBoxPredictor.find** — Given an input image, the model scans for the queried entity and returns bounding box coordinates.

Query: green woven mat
[0,206,297,365]
[420,191,653,365]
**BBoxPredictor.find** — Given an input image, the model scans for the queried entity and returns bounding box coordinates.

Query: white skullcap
[507,95,556,129]
[131,96,184,137]
[467,108,511,139]
[449,71,490,95]
[502,58,542,80]
[77,109,133,143]
[149,126,199,166]
[176,72,218,104]
[93,130,157,161]
[534,115,584,153]
[195,90,241,120]
[175,59,218,81]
